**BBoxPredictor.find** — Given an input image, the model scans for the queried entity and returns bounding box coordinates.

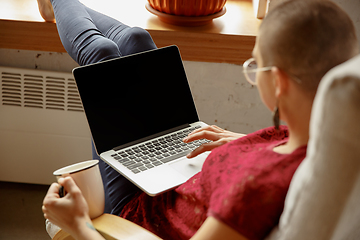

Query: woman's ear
[271,67,289,98]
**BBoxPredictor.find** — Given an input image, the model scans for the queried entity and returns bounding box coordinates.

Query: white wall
[334,0,360,48]
[0,49,271,134]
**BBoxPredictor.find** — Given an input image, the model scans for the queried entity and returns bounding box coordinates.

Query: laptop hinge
[113,124,191,151]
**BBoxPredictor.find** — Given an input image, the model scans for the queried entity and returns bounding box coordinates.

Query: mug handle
[58,173,70,198]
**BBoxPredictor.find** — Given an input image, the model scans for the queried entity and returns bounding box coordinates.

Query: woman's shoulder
[246,125,289,142]
[205,126,289,158]
[217,125,289,151]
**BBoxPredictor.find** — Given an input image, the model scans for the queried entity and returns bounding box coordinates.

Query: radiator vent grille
[1,67,83,112]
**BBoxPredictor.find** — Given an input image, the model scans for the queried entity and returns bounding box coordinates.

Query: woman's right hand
[183,125,246,158]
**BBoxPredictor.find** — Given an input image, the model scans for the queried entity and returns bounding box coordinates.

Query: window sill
[0,0,260,65]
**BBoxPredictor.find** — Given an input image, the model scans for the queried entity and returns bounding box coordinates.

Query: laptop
[72,45,210,196]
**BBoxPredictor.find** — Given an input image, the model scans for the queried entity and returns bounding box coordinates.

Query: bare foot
[37,0,55,22]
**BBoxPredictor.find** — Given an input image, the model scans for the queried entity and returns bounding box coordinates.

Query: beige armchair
[53,54,360,240]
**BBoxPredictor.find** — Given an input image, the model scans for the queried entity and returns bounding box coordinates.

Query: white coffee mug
[53,160,105,219]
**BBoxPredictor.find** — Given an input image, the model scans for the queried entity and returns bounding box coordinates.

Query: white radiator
[0,66,92,185]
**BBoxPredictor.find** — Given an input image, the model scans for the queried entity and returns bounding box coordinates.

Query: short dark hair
[259,0,359,95]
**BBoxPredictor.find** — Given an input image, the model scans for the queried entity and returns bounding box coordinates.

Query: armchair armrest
[52,213,162,240]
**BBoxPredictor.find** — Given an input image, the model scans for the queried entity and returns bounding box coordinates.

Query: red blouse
[120,126,306,240]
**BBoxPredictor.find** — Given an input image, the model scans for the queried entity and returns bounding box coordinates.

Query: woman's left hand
[183,125,246,158]
[42,177,92,238]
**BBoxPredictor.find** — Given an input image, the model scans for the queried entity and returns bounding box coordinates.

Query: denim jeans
[51,0,157,215]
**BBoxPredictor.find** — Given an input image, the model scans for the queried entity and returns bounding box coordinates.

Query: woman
[41,0,359,239]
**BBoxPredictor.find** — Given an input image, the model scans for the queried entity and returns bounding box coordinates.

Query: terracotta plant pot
[148,0,227,17]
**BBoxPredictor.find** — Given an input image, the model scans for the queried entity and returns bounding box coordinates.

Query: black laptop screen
[73,46,199,154]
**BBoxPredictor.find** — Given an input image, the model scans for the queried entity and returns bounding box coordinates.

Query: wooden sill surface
[0,0,260,65]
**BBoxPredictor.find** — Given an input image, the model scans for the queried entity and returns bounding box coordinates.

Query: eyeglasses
[243,58,302,85]
[243,58,272,85]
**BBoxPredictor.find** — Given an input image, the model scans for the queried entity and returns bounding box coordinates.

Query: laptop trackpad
[169,153,209,178]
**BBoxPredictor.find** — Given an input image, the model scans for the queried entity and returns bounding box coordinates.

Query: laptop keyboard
[110,126,210,174]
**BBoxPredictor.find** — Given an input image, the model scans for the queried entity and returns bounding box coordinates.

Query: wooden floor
[0,181,50,240]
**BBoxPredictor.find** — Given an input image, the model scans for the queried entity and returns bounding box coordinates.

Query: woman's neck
[273,95,312,154]
[273,130,308,154]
